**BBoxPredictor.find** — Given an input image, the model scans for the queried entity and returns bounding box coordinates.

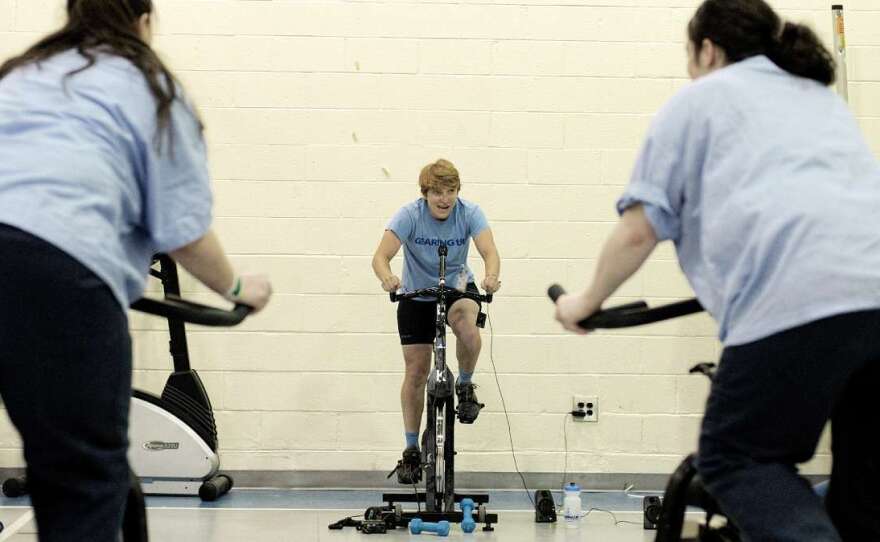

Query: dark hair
[688,0,836,85]
[0,0,189,144]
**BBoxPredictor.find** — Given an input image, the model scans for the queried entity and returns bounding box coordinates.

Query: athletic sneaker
[394,445,422,485]
[455,382,484,424]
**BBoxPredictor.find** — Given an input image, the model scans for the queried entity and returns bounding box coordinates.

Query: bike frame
[427,261,455,512]
[390,245,492,512]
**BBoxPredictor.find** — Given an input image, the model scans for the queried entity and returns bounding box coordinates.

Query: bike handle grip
[547,284,566,302]
[131,297,251,326]
[549,283,700,329]
[548,284,645,312]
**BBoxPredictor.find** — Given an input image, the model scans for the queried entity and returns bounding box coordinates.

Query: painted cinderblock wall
[2,0,878,479]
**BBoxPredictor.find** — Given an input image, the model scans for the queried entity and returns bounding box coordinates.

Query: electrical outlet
[572,396,598,422]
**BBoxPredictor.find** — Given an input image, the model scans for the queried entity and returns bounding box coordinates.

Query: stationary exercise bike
[0,256,251,540]
[3,255,240,505]
[547,285,741,542]
[129,254,236,500]
[330,245,498,533]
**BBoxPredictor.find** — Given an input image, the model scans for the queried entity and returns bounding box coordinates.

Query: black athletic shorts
[397,282,480,345]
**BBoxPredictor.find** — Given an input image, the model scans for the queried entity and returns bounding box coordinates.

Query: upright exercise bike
[547,285,739,542]
[357,245,499,532]
[128,255,235,500]
[0,256,251,541]
[4,256,239,505]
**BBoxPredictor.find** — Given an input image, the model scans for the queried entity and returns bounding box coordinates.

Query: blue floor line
[147,489,655,511]
[2,489,659,512]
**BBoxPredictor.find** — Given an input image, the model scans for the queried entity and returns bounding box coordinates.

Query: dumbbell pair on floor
[408,498,477,537]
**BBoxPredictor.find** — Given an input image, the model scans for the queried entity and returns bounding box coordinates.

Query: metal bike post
[434,246,448,511]
[832,4,848,102]
[432,297,447,511]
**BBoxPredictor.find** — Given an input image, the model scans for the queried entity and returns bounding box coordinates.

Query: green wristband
[226,277,242,299]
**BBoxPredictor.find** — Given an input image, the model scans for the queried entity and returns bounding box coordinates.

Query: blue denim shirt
[619,56,880,345]
[0,50,212,308]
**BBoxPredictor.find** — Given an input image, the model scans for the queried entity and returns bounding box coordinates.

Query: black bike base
[383,492,498,531]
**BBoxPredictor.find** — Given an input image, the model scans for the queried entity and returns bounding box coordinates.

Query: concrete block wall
[2,0,877,482]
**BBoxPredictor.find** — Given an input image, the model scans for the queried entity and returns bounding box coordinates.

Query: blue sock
[405,432,419,449]
[457,371,473,384]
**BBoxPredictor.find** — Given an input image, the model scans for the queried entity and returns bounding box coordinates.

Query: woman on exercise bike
[554,0,880,540]
[372,159,501,484]
[0,1,271,541]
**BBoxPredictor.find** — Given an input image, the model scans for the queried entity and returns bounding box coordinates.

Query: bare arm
[584,204,658,308]
[555,205,658,332]
[372,230,403,292]
[169,230,235,294]
[473,228,501,293]
[169,229,272,312]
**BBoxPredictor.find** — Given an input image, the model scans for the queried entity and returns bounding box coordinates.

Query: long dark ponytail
[688,0,836,85]
[0,0,190,143]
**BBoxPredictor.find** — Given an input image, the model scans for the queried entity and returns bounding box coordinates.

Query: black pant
[396,283,480,345]
[0,224,132,542]
[697,309,880,542]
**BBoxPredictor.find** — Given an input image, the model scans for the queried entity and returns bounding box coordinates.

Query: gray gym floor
[1,489,703,541]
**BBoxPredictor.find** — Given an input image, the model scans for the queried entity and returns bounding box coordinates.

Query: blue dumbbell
[409,518,451,536]
[460,498,476,533]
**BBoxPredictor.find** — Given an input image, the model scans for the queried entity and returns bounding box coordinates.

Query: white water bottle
[563,482,582,527]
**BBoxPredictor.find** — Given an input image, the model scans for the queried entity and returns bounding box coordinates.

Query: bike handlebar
[547,284,703,330]
[390,287,493,305]
[130,296,252,327]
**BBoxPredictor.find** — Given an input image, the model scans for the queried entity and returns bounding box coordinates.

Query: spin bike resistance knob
[460,498,476,533]
[409,518,451,537]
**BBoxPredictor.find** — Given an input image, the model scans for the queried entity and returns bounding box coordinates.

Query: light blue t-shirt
[0,50,212,309]
[618,55,880,346]
[387,197,489,297]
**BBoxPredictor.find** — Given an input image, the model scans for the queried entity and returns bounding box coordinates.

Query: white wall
[2,0,878,478]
